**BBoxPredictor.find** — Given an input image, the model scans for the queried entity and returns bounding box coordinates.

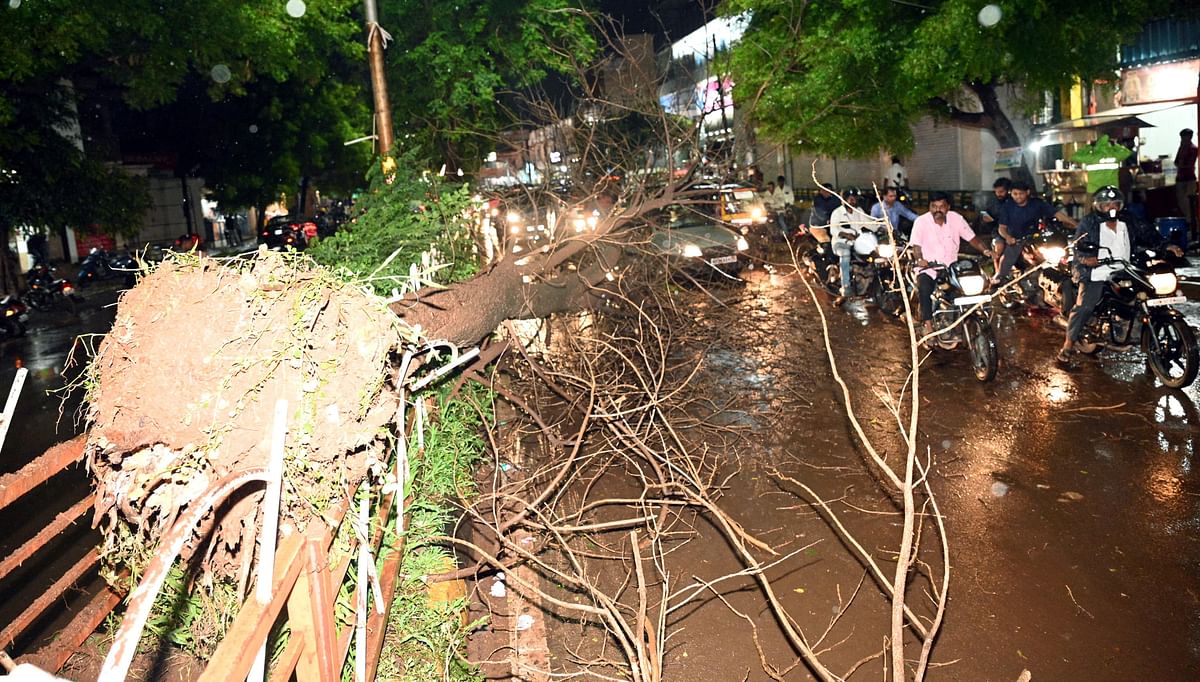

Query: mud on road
[471,256,1200,681]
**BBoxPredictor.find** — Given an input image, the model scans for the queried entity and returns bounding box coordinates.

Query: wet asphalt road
[653,255,1200,681]
[4,259,1200,679]
[1,286,120,472]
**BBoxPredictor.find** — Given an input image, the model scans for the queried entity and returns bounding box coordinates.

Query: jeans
[840,251,852,295]
[1066,280,1105,343]
[917,273,936,321]
[997,241,1023,279]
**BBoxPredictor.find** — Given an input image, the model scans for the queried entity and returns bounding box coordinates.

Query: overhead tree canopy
[380,0,597,167]
[720,0,1166,165]
[0,0,371,234]
[0,0,595,238]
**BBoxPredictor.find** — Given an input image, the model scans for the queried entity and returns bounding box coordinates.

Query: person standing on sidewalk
[1175,128,1197,237]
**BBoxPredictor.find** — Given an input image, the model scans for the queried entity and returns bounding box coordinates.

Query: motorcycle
[921,258,999,382]
[995,218,1071,311]
[800,233,842,295]
[1072,247,1198,389]
[77,248,140,288]
[1,295,29,340]
[24,264,80,314]
[861,230,909,318]
[1031,226,1074,314]
[803,225,885,297]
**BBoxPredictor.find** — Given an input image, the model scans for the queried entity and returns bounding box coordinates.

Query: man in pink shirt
[909,192,994,338]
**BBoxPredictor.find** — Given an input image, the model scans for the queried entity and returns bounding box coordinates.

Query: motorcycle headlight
[959,274,987,296]
[1038,245,1066,266]
[506,211,523,225]
[736,237,749,252]
[682,243,704,258]
[573,218,587,232]
[876,243,896,259]
[1148,271,1178,296]
[750,206,764,221]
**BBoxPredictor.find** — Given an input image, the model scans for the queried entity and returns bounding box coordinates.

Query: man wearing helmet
[1057,186,1184,363]
[829,188,875,306]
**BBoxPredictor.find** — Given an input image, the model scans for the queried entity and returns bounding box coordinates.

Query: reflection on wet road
[1,289,119,471]
[673,261,1200,680]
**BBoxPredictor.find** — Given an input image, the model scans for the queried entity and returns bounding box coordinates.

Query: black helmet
[1092,185,1124,212]
[843,186,861,197]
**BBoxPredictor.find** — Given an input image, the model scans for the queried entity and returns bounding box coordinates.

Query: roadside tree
[720,0,1166,179]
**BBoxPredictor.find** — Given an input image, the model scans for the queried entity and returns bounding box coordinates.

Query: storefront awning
[1032,102,1188,146]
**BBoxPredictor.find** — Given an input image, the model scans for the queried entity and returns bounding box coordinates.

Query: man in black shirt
[996,180,1076,280]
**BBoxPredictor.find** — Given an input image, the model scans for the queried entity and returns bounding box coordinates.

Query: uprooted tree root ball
[83,251,409,626]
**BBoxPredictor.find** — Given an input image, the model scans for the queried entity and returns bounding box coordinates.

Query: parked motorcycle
[1072,247,1197,389]
[923,258,999,382]
[77,248,140,288]
[1,295,29,339]
[24,265,80,313]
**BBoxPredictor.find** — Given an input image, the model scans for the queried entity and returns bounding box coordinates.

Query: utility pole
[363,0,393,157]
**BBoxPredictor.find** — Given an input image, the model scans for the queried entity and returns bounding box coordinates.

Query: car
[646,204,750,280]
[682,182,769,230]
[258,215,313,251]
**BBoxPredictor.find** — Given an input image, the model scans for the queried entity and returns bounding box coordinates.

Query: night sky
[598,0,712,46]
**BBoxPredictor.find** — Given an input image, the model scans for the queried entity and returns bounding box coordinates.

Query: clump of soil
[85,251,407,583]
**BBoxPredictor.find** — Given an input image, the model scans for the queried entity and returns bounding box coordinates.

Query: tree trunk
[935,81,1035,185]
[387,191,679,347]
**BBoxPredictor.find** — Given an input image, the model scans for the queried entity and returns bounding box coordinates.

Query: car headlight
[736,237,749,251]
[750,206,764,220]
[876,243,895,259]
[1038,246,1066,266]
[587,215,599,228]
[573,218,586,232]
[510,225,522,235]
[682,243,703,258]
[1149,271,1178,296]
[959,274,987,296]
[506,211,523,224]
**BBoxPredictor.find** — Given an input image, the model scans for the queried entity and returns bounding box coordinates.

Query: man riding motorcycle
[829,188,875,306]
[909,192,995,342]
[1058,186,1185,363]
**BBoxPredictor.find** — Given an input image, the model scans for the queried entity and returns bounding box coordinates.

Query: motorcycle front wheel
[1144,317,1199,389]
[870,278,904,318]
[964,315,999,382]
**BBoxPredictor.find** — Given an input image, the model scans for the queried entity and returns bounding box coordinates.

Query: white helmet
[853,230,879,256]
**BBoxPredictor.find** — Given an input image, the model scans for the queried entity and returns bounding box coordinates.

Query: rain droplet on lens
[286,0,306,18]
[249,124,259,133]
[978,4,1002,27]
[941,439,952,450]
[991,481,1009,497]
[210,64,232,84]
[9,0,23,9]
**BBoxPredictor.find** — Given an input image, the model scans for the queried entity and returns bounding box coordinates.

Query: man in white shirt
[1059,186,1183,362]
[768,175,795,236]
[829,187,876,305]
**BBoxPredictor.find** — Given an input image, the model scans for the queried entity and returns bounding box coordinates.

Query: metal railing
[2,420,417,681]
